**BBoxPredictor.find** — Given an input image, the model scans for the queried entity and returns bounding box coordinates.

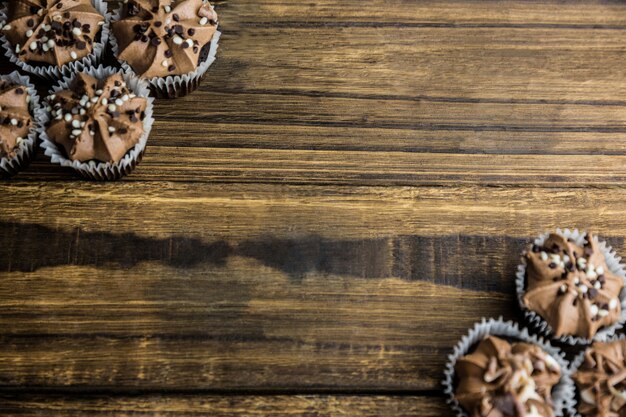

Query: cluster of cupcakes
[444,229,626,417]
[0,0,220,179]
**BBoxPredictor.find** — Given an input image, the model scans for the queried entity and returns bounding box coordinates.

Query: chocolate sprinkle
[15,88,24,95]
[26,19,35,28]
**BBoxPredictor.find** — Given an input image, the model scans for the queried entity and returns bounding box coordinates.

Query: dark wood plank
[0,394,444,416]
[0,181,623,391]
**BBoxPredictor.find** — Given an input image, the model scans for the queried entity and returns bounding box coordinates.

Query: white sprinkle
[43,25,51,31]
[559,284,567,293]
[16,137,23,144]
[64,113,72,122]
[108,126,115,133]
[173,35,183,45]
[108,104,117,112]
[610,298,618,310]
[0,22,4,31]
[101,98,108,106]
[161,59,169,67]
[165,18,171,25]
[577,258,587,268]
[10,118,17,126]
[596,266,605,275]
[129,93,136,98]
[122,94,129,102]
[46,106,51,112]
[81,95,89,102]
[26,29,33,37]
[41,36,48,42]
[86,101,91,108]
[579,284,588,294]
[599,309,609,318]
[71,129,82,136]
[70,51,78,60]
[164,5,171,12]
[115,98,123,106]
[42,44,49,52]
[55,113,62,120]
[91,96,98,103]
[563,255,570,263]
[80,121,85,127]
[89,130,95,136]
[98,21,104,26]
[574,277,580,285]
[72,27,82,36]
[15,44,20,53]
[550,254,560,262]
[79,109,86,115]
[199,17,208,25]
[95,89,103,96]
[540,251,548,261]
[590,304,599,316]
[185,39,193,48]
[37,9,43,16]
[53,14,62,22]
[594,281,602,289]
[71,120,80,128]
[3,24,12,31]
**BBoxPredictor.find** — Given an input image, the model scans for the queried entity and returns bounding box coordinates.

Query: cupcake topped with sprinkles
[0,81,32,160]
[522,232,624,340]
[0,0,105,67]
[45,72,148,163]
[455,335,561,417]
[112,0,218,78]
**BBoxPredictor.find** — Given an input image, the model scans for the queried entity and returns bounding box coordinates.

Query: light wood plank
[0,394,445,416]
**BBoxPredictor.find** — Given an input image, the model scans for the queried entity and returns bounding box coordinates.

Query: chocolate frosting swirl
[1,0,104,67]
[0,81,32,159]
[46,72,148,163]
[112,0,218,78]
[574,339,626,417]
[523,233,623,339]
[455,335,561,417]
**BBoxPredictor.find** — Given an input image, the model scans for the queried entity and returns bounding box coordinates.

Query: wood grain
[0,182,623,392]
[0,394,445,416]
[2,0,626,415]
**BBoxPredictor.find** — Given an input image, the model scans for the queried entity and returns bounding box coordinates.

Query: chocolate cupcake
[0,71,43,178]
[443,318,572,417]
[110,0,220,98]
[517,230,626,344]
[570,338,626,417]
[0,0,109,79]
[39,66,154,180]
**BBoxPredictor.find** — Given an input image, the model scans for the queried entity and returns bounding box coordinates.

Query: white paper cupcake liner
[39,65,155,180]
[0,0,110,80]
[109,1,220,98]
[516,228,626,345]
[0,71,44,178]
[566,334,626,417]
[442,317,574,417]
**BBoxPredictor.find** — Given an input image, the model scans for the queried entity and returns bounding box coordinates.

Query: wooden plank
[0,394,445,416]
[202,26,626,101]
[221,0,626,26]
[14,147,626,186]
[0,182,623,390]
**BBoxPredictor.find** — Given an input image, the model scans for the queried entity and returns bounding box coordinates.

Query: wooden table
[2,1,626,415]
